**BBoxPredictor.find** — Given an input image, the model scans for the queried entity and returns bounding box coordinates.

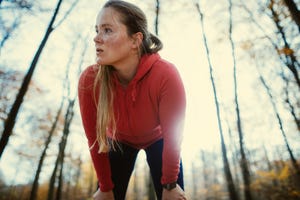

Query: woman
[78,0,186,199]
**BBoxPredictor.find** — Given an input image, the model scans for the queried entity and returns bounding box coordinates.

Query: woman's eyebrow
[101,23,113,28]
[95,23,113,28]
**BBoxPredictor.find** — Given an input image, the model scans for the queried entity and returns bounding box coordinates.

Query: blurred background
[0,0,299,199]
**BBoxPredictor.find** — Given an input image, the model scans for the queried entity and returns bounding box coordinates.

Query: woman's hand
[162,184,187,200]
[93,188,114,200]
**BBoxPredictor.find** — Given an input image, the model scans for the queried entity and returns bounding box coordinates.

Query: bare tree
[224,117,241,198]
[195,2,239,200]
[241,1,300,90]
[254,60,300,181]
[29,98,65,200]
[283,0,300,32]
[0,0,79,158]
[0,0,64,158]
[269,0,300,89]
[282,76,300,131]
[229,1,252,200]
[241,1,300,132]
[56,145,66,200]
[56,99,76,200]
[47,98,75,200]
[48,30,88,200]
[154,0,160,35]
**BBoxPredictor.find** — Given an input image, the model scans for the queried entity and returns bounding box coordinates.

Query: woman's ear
[132,32,143,48]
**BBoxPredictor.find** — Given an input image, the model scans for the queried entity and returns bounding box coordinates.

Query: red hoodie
[78,53,186,192]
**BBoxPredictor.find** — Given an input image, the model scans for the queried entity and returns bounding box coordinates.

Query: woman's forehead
[96,7,122,27]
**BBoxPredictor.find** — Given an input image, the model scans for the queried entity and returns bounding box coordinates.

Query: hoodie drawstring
[131,86,137,102]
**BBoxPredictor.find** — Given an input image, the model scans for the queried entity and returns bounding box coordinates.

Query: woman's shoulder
[152,57,180,78]
[78,64,99,92]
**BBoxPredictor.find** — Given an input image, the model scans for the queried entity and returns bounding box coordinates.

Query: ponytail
[142,33,163,55]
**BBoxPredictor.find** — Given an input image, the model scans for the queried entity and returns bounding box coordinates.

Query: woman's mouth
[96,48,103,54]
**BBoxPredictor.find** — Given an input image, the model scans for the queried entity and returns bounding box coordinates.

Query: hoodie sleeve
[158,62,186,184]
[78,66,114,192]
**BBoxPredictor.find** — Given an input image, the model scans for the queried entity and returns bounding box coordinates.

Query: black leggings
[109,139,184,200]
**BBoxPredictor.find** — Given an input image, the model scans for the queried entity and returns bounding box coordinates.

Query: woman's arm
[158,63,186,185]
[78,66,114,192]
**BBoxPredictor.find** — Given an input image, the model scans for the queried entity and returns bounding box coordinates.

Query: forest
[0,0,299,199]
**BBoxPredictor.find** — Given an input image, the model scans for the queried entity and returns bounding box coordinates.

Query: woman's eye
[95,27,112,35]
[104,28,112,33]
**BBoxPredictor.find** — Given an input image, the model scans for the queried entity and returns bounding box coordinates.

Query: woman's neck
[114,54,140,86]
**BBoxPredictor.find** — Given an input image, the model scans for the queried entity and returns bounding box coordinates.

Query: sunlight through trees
[0,0,299,199]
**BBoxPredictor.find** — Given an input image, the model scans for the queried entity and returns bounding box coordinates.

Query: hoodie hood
[130,53,160,102]
[132,53,161,83]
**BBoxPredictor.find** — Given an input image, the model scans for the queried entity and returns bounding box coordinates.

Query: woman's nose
[94,33,103,43]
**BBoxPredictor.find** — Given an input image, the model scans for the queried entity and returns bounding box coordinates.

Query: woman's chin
[96,58,104,65]
[96,57,111,66]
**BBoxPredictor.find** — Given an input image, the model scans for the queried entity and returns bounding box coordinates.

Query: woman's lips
[96,48,103,55]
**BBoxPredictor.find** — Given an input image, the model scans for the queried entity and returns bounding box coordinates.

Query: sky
[1,0,299,185]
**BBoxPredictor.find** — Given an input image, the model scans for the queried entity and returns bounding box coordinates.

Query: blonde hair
[94,65,116,153]
[93,0,163,153]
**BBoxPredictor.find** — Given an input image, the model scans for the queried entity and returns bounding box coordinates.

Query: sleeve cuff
[99,181,114,192]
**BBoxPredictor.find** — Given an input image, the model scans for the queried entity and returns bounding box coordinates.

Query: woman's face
[94,7,136,67]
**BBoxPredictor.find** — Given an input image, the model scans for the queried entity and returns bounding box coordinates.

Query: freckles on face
[94,8,135,66]
[95,8,129,44]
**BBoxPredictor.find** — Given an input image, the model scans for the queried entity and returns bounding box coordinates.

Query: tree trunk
[242,1,300,90]
[47,99,75,200]
[269,0,300,89]
[155,0,160,35]
[282,75,300,132]
[0,0,64,158]
[229,1,252,200]
[29,98,65,200]
[47,151,60,200]
[225,119,241,198]
[283,0,300,32]
[255,63,300,181]
[195,3,240,200]
[56,150,65,200]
